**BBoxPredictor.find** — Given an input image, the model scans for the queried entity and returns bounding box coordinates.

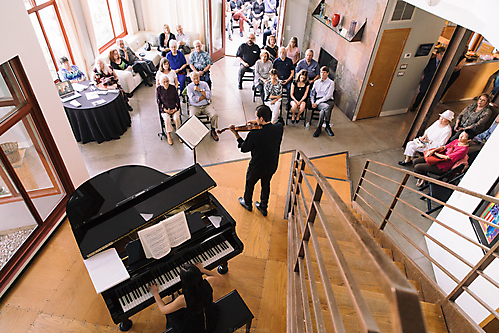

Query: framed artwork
[415,43,434,57]
[470,177,499,251]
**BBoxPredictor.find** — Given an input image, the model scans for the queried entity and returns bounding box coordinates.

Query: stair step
[421,302,448,333]
[393,261,407,277]
[383,248,393,260]
[409,279,424,300]
[374,237,383,247]
[364,227,374,236]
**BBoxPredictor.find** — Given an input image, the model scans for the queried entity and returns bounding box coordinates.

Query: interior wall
[426,128,499,324]
[376,1,446,116]
[0,1,89,189]
[302,0,389,120]
[281,0,309,55]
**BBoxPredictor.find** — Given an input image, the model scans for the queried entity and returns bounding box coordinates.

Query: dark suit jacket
[420,57,438,92]
[237,123,283,175]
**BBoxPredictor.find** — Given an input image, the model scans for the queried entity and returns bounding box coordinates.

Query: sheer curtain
[140,0,206,44]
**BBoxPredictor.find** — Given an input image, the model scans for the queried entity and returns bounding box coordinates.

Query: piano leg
[217,262,229,274]
[119,319,133,331]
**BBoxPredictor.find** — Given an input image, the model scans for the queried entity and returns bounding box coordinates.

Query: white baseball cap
[439,110,454,121]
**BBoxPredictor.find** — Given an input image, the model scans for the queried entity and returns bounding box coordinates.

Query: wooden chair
[164,289,254,333]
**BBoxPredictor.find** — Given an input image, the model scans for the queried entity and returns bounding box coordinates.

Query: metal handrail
[353,158,499,326]
[287,151,426,333]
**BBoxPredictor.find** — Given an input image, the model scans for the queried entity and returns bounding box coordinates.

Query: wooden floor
[0,151,351,333]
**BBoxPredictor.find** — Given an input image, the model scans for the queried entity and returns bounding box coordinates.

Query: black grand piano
[66,164,243,330]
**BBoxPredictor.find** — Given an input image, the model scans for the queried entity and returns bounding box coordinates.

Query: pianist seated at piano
[150,262,221,332]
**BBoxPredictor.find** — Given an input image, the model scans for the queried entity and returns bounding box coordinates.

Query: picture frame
[415,43,434,57]
[470,177,499,252]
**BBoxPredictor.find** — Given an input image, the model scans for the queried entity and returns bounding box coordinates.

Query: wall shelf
[312,0,366,42]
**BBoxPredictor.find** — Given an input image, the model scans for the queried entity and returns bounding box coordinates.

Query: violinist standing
[230,105,283,217]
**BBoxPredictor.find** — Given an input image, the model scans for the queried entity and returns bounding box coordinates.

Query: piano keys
[66,164,243,330]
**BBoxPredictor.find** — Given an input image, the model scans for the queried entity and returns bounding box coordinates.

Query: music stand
[175,115,210,164]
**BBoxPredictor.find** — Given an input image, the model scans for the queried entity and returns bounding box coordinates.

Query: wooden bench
[164,289,254,333]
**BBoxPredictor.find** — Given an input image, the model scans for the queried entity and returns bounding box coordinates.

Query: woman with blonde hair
[93,58,133,111]
[286,37,300,66]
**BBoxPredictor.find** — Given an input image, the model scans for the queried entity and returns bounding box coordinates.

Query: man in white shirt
[186,72,219,141]
[310,66,335,137]
[176,25,191,54]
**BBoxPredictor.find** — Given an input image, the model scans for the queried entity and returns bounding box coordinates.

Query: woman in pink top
[286,37,300,66]
[412,129,473,187]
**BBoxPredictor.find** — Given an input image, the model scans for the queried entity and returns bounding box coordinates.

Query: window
[391,0,415,21]
[0,57,73,296]
[24,0,74,81]
[87,0,127,52]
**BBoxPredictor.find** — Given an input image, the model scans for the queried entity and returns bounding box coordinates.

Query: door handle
[369,83,374,87]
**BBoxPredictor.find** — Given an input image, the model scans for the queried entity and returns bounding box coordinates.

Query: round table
[63,82,131,144]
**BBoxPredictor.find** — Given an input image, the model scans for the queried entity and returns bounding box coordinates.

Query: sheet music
[163,212,191,247]
[86,92,99,100]
[83,248,130,294]
[137,224,172,259]
[176,116,210,149]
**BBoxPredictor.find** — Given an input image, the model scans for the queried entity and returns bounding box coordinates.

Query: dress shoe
[126,92,133,98]
[325,126,335,137]
[398,160,411,166]
[211,129,219,141]
[238,197,252,211]
[255,201,267,217]
[127,104,133,111]
[313,127,321,137]
[238,84,243,90]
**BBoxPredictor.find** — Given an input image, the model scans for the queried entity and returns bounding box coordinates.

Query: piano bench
[164,289,254,333]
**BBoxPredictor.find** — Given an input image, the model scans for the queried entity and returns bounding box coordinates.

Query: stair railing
[353,159,499,330]
[287,151,426,333]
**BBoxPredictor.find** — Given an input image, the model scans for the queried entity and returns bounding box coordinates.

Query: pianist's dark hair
[256,105,272,122]
[180,264,214,314]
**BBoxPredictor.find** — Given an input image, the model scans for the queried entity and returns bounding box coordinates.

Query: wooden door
[207,0,225,62]
[356,28,411,119]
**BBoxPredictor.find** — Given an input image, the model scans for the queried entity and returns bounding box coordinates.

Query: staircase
[286,151,490,332]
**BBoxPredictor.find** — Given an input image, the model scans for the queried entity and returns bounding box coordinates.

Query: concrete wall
[302,0,388,119]
[378,1,446,116]
[0,1,89,189]
[426,128,499,324]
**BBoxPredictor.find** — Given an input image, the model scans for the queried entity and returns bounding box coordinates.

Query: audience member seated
[149,263,221,332]
[264,34,278,62]
[398,110,454,166]
[236,33,261,89]
[262,0,277,30]
[93,58,133,111]
[231,0,250,37]
[117,39,156,85]
[111,48,153,87]
[156,58,179,89]
[251,0,265,36]
[449,93,493,141]
[262,16,278,47]
[159,24,176,57]
[226,0,233,41]
[263,68,282,124]
[413,129,473,187]
[157,76,181,145]
[310,66,335,138]
[58,56,86,83]
[295,49,320,83]
[175,25,191,55]
[273,46,294,107]
[254,51,272,103]
[187,72,219,141]
[289,70,310,124]
[472,114,498,145]
[166,40,188,92]
[286,37,300,66]
[189,40,213,88]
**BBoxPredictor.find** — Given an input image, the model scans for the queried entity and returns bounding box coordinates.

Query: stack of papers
[69,100,81,107]
[86,92,99,100]
[92,99,107,106]
[83,248,130,294]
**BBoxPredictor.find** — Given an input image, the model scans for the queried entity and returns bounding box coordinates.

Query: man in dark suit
[229,105,283,217]
[410,46,446,112]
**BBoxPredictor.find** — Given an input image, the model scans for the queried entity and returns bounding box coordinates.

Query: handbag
[424,153,444,166]
[144,42,151,51]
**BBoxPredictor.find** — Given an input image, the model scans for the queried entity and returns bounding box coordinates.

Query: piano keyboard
[117,239,234,313]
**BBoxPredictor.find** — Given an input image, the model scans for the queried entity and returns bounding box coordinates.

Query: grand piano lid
[66,164,216,259]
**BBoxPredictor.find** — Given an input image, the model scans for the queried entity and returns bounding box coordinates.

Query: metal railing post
[380,174,410,230]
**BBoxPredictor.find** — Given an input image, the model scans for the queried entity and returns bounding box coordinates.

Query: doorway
[357,28,411,120]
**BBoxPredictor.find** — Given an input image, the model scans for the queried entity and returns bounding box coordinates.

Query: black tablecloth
[63,84,131,144]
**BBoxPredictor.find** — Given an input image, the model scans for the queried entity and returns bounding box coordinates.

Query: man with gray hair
[295,49,320,83]
[176,25,191,54]
[189,40,213,88]
[186,71,219,141]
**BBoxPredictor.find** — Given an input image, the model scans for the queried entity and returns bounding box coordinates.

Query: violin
[217,124,262,134]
